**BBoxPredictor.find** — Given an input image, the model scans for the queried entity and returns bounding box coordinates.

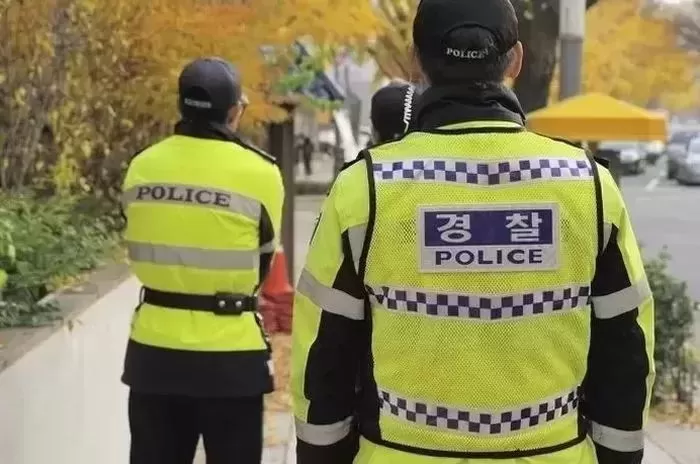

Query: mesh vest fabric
[362,126,597,454]
[123,135,279,353]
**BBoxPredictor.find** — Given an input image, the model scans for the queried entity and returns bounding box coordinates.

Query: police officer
[369,80,419,146]
[121,57,284,464]
[291,1,654,464]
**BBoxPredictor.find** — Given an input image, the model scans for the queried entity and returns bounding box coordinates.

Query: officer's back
[291,1,654,464]
[121,57,283,464]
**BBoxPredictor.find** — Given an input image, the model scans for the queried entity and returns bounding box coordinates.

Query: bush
[646,249,699,408]
[0,194,119,328]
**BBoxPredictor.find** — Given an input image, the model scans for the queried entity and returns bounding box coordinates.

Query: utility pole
[268,104,296,282]
[559,0,586,100]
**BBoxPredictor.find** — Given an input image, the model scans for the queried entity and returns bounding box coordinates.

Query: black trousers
[129,390,264,464]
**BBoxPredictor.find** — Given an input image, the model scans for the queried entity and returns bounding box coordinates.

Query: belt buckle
[213,292,246,316]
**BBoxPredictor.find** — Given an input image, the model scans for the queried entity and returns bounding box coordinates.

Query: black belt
[141,287,257,316]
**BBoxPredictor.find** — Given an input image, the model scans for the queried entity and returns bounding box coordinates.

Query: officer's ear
[504,41,523,80]
[227,104,244,131]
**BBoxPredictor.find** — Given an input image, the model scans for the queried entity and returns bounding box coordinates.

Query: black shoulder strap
[358,149,376,282]
[545,133,606,256]
[340,152,364,172]
[593,155,610,169]
[586,151,605,257]
[233,136,276,164]
[129,146,148,164]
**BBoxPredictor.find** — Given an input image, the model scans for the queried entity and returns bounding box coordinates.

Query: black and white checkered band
[366,285,591,320]
[380,387,580,435]
[373,158,593,185]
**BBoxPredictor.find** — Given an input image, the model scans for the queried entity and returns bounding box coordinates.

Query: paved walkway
[294,153,337,185]
[645,420,700,464]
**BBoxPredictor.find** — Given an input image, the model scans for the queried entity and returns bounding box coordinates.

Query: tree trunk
[512,4,559,113]
[512,0,601,114]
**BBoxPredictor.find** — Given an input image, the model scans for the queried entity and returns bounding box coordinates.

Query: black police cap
[371,83,419,143]
[178,57,242,123]
[413,0,518,65]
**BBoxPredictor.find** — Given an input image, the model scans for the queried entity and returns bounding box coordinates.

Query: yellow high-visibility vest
[361,121,597,455]
[121,130,283,396]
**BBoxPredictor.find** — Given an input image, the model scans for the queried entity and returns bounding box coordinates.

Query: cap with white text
[413,0,518,65]
[178,57,242,123]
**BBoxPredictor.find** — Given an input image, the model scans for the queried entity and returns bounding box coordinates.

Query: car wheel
[667,164,676,179]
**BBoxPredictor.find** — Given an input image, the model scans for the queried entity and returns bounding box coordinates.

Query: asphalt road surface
[619,158,700,345]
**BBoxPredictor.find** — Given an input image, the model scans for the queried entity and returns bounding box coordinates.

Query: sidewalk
[646,420,700,464]
[294,153,336,185]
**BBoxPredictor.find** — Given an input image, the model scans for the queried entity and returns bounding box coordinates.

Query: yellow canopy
[527,93,667,141]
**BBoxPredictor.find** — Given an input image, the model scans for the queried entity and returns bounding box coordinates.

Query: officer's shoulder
[539,134,611,169]
[365,133,411,152]
[532,133,583,150]
[126,139,166,168]
[128,146,148,164]
[233,137,276,165]
[338,151,366,173]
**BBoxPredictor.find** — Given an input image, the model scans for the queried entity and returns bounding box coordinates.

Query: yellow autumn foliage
[550,0,698,109]
[145,0,378,124]
[371,0,418,81]
[0,0,377,194]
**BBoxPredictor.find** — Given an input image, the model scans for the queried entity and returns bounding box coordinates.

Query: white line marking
[644,155,667,191]
[645,177,660,191]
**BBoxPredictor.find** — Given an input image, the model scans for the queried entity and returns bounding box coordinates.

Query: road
[619,159,700,345]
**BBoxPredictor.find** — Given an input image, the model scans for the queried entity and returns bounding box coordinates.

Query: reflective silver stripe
[127,241,258,270]
[122,183,261,220]
[367,284,590,320]
[373,157,592,186]
[260,241,276,254]
[590,421,644,452]
[346,223,367,273]
[591,279,651,319]
[296,269,365,320]
[295,417,353,446]
[602,222,612,251]
[380,387,580,435]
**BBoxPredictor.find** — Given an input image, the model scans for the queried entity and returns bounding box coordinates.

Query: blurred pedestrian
[301,136,314,176]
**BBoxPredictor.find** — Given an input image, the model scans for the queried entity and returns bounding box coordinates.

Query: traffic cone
[259,247,294,334]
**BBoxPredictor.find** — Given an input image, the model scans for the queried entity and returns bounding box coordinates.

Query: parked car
[643,140,664,165]
[676,136,700,185]
[598,141,645,175]
[666,130,697,179]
